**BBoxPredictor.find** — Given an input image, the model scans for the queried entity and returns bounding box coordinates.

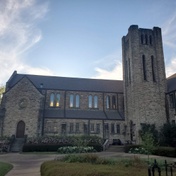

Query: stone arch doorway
[16,120,25,138]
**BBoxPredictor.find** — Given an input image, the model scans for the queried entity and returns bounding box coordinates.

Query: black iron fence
[148,159,175,176]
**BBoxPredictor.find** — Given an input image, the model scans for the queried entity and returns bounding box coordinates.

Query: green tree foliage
[0,85,5,103]
[139,123,158,144]
[159,123,176,147]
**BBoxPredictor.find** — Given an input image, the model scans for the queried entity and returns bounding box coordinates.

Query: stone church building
[0,25,176,144]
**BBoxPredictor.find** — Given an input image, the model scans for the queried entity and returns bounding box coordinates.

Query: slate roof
[44,109,124,120]
[7,71,123,93]
[167,77,176,93]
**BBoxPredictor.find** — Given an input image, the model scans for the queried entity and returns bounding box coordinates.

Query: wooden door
[16,121,25,138]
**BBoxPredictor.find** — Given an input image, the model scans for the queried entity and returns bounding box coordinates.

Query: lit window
[106,96,110,109]
[56,93,60,107]
[49,93,54,107]
[88,95,92,108]
[75,94,80,108]
[112,96,116,109]
[94,95,98,108]
[70,94,74,107]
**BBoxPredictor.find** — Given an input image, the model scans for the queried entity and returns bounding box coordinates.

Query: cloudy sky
[0,0,176,85]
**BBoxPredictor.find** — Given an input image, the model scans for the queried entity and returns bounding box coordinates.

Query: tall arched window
[151,56,156,82]
[70,94,74,107]
[142,55,147,80]
[112,96,116,109]
[94,95,98,108]
[149,35,152,45]
[88,95,92,108]
[75,94,80,108]
[141,34,144,44]
[106,96,110,109]
[50,93,55,107]
[56,93,60,107]
[145,34,148,45]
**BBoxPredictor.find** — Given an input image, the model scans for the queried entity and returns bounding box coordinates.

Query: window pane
[84,123,88,134]
[56,93,60,107]
[111,123,115,134]
[69,123,74,133]
[50,93,54,107]
[76,94,80,108]
[76,123,79,133]
[112,96,116,109]
[96,124,100,134]
[106,96,110,109]
[70,94,74,107]
[61,124,66,134]
[90,123,94,132]
[116,124,120,134]
[94,96,98,108]
[88,95,92,108]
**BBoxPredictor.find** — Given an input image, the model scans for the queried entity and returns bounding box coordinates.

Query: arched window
[142,55,147,80]
[50,93,55,107]
[56,93,60,107]
[112,96,116,109]
[145,34,148,45]
[151,56,156,82]
[141,34,144,44]
[94,95,98,108]
[106,96,110,109]
[88,95,92,108]
[70,94,74,107]
[149,35,152,45]
[75,94,80,108]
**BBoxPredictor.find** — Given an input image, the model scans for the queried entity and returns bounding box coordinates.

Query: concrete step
[107,145,124,152]
[11,138,25,152]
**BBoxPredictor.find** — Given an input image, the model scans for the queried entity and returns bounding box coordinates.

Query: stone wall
[3,77,44,137]
[44,118,126,144]
[122,25,167,143]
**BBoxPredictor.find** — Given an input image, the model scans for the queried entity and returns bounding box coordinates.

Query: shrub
[22,144,72,152]
[57,146,96,154]
[124,145,141,153]
[153,147,176,157]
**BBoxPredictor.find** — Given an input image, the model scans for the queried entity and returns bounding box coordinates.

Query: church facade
[0,25,176,144]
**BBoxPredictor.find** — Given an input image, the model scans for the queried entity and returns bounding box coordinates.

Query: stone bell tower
[122,25,167,143]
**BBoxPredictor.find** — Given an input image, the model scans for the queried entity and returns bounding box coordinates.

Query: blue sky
[0,0,176,85]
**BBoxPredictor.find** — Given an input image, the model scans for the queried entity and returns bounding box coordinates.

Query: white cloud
[92,51,123,80]
[166,56,176,78]
[0,0,52,85]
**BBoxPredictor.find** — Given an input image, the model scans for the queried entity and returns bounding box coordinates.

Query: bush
[153,147,176,157]
[22,144,72,152]
[124,145,141,153]
[57,146,96,154]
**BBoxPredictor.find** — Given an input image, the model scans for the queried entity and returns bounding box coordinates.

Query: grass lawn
[0,162,13,176]
[41,154,176,176]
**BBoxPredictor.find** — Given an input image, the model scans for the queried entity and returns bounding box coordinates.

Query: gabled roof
[6,71,123,93]
[167,76,176,93]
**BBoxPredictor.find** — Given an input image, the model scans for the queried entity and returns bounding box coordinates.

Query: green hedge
[153,147,176,157]
[124,145,141,153]
[22,144,72,152]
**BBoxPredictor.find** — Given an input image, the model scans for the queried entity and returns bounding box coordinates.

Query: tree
[0,85,5,104]
[141,132,155,161]
[159,123,176,147]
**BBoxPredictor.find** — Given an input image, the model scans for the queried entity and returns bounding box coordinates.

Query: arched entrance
[16,121,25,138]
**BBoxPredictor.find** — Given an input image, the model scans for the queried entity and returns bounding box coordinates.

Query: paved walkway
[0,152,176,176]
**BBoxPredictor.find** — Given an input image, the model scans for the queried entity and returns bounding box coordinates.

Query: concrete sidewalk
[0,152,176,176]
